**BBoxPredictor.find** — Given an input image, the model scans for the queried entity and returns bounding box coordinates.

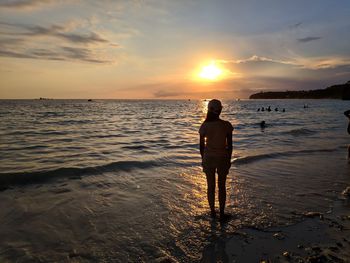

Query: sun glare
[198,62,222,81]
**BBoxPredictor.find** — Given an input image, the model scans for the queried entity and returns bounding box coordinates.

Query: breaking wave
[233,147,339,165]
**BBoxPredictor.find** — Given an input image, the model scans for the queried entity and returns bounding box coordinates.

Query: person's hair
[205,111,221,122]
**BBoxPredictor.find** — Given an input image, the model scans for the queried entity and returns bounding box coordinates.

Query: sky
[0,0,350,99]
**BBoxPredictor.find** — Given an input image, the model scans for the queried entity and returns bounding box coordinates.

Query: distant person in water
[199,99,233,220]
[260,120,266,129]
[344,110,350,158]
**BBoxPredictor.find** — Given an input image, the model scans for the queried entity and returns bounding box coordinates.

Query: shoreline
[201,198,350,262]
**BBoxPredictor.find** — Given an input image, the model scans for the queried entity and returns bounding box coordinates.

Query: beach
[0,99,349,262]
[201,194,350,262]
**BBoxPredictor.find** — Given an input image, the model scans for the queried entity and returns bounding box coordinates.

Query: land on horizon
[249,81,350,100]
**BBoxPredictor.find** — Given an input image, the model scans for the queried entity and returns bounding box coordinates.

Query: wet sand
[201,198,350,262]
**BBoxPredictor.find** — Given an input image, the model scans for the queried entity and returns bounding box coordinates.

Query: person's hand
[344,110,350,118]
[227,156,232,169]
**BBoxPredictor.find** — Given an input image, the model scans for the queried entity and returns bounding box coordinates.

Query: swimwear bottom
[202,154,231,175]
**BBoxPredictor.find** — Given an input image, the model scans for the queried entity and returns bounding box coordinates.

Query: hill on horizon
[249,81,350,100]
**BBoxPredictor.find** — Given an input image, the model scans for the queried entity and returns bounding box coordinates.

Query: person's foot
[219,212,231,222]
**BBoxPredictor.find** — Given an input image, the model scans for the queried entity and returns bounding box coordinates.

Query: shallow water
[0,99,349,262]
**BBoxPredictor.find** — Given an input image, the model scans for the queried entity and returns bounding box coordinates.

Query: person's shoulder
[220,119,233,130]
[199,121,208,128]
[199,121,207,134]
[222,119,232,125]
[220,119,233,126]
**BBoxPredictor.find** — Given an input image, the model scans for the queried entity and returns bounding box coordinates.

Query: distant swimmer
[261,107,265,112]
[282,108,286,112]
[304,104,309,108]
[257,108,260,112]
[344,110,350,159]
[260,120,266,129]
[275,107,278,112]
[267,106,271,112]
[199,99,233,221]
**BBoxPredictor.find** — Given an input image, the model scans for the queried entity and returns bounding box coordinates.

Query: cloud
[289,22,302,29]
[0,22,110,44]
[297,36,322,43]
[60,46,110,63]
[150,74,345,99]
[0,0,63,10]
[27,25,108,44]
[0,21,118,63]
[144,78,255,99]
[0,49,35,59]
[153,90,184,98]
[0,46,111,63]
[152,88,239,99]
[222,55,295,66]
[297,57,350,70]
[220,54,350,71]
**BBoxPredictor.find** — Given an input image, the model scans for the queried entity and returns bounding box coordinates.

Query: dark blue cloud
[0,21,116,63]
[297,37,322,43]
[0,0,55,9]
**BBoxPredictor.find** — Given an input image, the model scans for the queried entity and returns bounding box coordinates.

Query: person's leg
[348,145,350,159]
[205,169,216,216]
[218,172,227,217]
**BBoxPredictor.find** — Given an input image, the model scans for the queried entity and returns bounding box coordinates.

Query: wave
[0,158,176,190]
[51,119,94,125]
[282,128,316,137]
[122,145,150,150]
[90,134,127,139]
[233,148,338,165]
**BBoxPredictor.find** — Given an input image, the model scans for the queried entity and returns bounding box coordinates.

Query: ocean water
[0,99,349,262]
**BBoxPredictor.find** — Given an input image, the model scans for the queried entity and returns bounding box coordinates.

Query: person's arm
[199,134,205,159]
[344,110,350,118]
[226,131,233,159]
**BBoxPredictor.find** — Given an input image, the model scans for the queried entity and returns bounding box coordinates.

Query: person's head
[205,99,222,122]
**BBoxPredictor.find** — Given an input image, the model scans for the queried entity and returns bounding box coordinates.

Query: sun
[198,61,222,81]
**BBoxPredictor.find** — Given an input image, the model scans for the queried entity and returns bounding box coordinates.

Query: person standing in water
[199,99,233,220]
[344,110,350,158]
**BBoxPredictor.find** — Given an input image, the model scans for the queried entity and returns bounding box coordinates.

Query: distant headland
[249,81,350,100]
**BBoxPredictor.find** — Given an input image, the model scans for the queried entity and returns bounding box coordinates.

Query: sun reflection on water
[201,100,209,114]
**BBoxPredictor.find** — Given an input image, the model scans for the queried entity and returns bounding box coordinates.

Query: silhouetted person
[282,108,286,112]
[257,108,260,112]
[260,120,266,129]
[261,107,265,112]
[199,99,233,221]
[267,106,271,112]
[275,107,278,111]
[344,110,350,158]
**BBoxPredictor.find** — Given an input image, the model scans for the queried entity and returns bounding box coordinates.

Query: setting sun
[198,61,222,81]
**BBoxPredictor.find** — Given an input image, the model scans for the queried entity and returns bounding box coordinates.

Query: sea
[0,99,349,262]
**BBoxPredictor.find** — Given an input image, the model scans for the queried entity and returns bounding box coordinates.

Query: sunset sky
[1,0,350,99]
